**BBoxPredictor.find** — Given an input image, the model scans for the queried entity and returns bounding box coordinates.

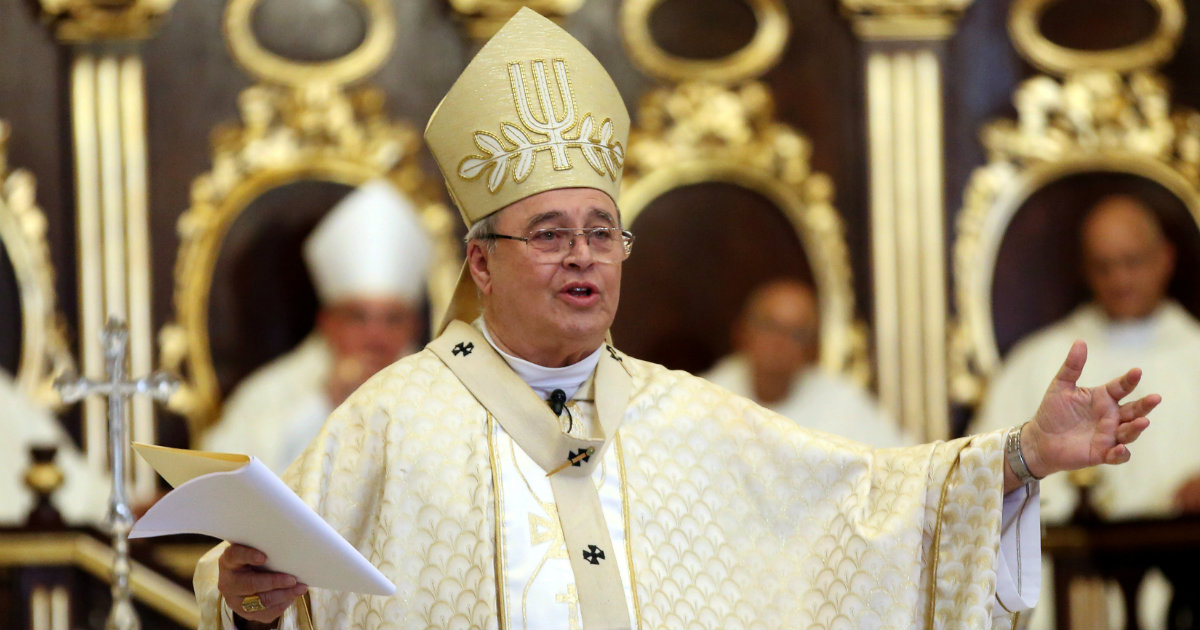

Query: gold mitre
[424,7,629,226]
[426,7,630,330]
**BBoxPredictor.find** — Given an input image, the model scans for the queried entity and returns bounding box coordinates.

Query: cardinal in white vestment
[194,10,1158,630]
[0,372,105,525]
[199,179,433,475]
[704,279,913,449]
[972,194,1200,629]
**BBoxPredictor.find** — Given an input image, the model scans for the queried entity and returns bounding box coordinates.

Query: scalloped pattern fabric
[195,348,1008,629]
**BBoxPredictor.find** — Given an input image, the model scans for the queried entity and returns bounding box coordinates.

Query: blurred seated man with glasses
[971,193,1200,629]
[705,279,912,448]
[194,10,1159,630]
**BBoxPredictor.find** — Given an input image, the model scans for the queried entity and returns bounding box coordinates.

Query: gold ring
[241,594,265,613]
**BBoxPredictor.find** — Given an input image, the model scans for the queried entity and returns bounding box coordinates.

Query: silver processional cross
[56,317,178,630]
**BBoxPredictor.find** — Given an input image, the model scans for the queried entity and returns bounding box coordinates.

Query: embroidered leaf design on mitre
[576,115,604,173]
[457,114,626,193]
[598,119,620,176]
[501,123,535,182]
[458,132,512,193]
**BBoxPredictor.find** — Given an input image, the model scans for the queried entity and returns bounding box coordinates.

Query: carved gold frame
[620,0,789,84]
[950,70,1200,403]
[0,122,75,408]
[223,0,395,86]
[621,83,870,383]
[1009,0,1184,76]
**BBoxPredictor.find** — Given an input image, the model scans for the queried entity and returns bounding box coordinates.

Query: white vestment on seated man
[0,373,106,526]
[195,320,1041,629]
[703,354,914,449]
[972,300,1200,629]
[200,335,332,475]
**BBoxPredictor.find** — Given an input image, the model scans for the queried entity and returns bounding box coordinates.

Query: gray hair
[464,213,499,253]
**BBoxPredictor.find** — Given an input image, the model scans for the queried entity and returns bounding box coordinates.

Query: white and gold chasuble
[195,321,1037,629]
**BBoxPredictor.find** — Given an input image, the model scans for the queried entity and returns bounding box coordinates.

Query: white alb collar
[478,319,602,400]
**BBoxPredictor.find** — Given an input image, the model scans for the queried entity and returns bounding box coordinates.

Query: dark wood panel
[768,0,868,329]
[143,0,253,342]
[0,0,74,373]
[0,240,19,374]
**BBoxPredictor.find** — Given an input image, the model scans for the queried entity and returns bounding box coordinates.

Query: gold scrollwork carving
[447,0,585,39]
[0,122,75,408]
[159,84,461,435]
[621,82,871,383]
[950,70,1200,403]
[224,0,396,86]
[1009,0,1184,76]
[39,0,177,42]
[620,0,790,84]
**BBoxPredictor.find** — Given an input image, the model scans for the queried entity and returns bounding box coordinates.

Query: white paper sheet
[129,443,395,596]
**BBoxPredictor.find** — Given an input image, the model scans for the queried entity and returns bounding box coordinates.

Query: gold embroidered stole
[430,321,633,629]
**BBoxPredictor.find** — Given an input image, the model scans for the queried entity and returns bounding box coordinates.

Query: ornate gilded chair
[950,0,1200,403]
[616,0,869,382]
[158,0,460,441]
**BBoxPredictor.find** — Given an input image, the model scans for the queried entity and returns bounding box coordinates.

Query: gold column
[843,0,971,440]
[42,0,177,498]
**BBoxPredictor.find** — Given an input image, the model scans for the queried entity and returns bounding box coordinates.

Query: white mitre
[303,179,433,304]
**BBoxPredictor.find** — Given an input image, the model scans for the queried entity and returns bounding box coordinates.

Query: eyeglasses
[479,227,635,261]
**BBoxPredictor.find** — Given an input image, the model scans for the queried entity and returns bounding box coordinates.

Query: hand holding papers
[129,444,395,596]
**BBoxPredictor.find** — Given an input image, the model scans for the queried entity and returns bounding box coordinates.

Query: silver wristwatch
[1005,422,1042,485]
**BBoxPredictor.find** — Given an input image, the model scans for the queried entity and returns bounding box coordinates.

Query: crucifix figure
[56,317,177,630]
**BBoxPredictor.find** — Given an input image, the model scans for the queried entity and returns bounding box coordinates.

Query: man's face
[468,188,622,363]
[318,296,420,375]
[736,282,819,379]
[1082,199,1175,321]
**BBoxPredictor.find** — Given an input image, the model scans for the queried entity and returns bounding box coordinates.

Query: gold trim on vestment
[925,448,964,628]
[488,413,509,630]
[614,433,642,629]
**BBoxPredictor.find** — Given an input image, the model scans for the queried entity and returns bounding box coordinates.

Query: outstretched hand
[1019,340,1158,483]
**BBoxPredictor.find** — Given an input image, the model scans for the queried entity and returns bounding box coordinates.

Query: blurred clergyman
[0,372,106,525]
[200,180,433,474]
[972,193,1200,628]
[704,279,911,448]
